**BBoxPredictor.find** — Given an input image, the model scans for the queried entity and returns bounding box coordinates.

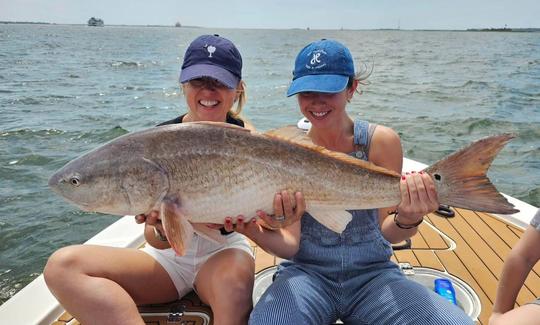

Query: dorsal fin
[264,125,311,144]
[263,126,401,178]
[189,121,251,133]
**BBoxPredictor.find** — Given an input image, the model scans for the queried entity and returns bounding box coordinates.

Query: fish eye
[69,176,81,186]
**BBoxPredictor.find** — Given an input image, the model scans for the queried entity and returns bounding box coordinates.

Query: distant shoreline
[1,21,539,32]
[0,21,203,28]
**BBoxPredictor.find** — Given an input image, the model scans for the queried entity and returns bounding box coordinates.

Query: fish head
[48,140,169,216]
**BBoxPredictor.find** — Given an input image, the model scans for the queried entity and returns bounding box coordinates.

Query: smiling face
[297,79,358,129]
[182,77,239,122]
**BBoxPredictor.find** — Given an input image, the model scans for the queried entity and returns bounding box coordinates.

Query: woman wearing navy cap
[43,34,303,325]
[243,39,473,324]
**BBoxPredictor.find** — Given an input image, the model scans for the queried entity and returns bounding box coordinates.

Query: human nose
[205,80,219,89]
[309,93,327,105]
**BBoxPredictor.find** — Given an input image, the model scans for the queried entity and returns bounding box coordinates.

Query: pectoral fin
[308,205,353,233]
[160,200,193,256]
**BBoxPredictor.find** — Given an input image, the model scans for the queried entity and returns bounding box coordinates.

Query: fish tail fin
[424,133,518,214]
[160,200,193,256]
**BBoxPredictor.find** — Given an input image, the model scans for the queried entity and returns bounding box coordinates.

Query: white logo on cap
[207,45,216,58]
[310,53,321,65]
[306,49,327,70]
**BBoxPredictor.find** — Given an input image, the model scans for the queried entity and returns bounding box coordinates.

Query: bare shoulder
[369,125,402,172]
[372,125,401,148]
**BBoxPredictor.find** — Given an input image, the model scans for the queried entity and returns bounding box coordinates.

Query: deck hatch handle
[398,262,415,275]
[167,303,186,323]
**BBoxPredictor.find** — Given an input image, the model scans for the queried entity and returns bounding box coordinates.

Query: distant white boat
[87,17,104,27]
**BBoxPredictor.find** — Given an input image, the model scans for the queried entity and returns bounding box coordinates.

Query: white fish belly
[180,179,279,224]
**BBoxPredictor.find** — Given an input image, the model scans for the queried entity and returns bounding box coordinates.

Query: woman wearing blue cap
[244,39,473,324]
[43,34,302,325]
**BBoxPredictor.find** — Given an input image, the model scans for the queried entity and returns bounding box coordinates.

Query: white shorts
[141,232,254,298]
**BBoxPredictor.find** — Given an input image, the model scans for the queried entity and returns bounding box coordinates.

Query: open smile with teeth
[311,111,330,118]
[199,100,219,108]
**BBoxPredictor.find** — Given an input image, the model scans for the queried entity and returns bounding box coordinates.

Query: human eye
[191,78,208,87]
[210,79,228,89]
[299,92,315,98]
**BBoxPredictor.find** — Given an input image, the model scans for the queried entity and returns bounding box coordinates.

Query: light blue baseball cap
[287,39,355,97]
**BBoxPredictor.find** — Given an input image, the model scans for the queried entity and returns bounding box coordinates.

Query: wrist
[391,211,423,229]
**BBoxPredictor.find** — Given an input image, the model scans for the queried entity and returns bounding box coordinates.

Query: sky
[0,0,538,30]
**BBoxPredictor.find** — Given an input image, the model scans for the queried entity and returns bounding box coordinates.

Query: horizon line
[1,21,540,32]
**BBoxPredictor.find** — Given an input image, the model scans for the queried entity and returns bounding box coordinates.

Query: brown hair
[347,61,373,95]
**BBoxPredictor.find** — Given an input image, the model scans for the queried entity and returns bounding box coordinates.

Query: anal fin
[308,205,353,233]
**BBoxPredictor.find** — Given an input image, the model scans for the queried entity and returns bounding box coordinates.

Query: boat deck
[396,209,538,324]
[50,209,538,325]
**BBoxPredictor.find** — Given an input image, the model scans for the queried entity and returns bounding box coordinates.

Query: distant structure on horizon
[468,24,512,32]
[175,22,182,27]
[88,17,104,27]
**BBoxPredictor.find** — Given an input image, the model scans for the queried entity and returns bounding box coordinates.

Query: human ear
[348,79,359,99]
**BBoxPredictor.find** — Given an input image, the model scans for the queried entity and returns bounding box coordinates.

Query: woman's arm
[369,126,438,243]
[492,225,540,315]
[239,217,301,259]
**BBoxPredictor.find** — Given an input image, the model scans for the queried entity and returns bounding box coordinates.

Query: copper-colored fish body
[49,122,517,255]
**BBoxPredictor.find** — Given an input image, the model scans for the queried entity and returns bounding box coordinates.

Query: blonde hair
[230,80,247,119]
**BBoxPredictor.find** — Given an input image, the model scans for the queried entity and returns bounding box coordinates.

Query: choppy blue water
[0,24,539,304]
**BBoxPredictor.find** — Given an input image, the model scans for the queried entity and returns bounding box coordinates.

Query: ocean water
[0,24,539,305]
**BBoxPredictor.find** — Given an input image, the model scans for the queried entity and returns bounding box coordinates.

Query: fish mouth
[73,202,93,212]
[48,172,93,211]
[48,171,62,190]
[55,193,93,212]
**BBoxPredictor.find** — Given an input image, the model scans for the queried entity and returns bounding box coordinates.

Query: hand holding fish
[135,210,171,249]
[259,190,306,230]
[223,215,259,235]
[222,190,306,233]
[135,210,166,235]
[395,171,439,227]
[135,210,161,227]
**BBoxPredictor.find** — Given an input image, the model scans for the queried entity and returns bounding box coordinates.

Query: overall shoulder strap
[352,117,377,160]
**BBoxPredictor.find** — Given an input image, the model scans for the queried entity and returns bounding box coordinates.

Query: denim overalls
[250,119,473,325]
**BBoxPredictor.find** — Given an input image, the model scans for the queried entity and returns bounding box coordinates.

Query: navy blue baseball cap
[287,39,355,97]
[180,34,242,89]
